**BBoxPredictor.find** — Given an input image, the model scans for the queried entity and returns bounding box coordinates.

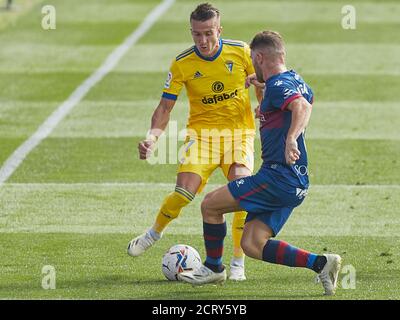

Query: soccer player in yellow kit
[127,3,262,280]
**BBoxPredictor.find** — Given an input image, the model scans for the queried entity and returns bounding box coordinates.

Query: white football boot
[315,254,342,295]
[229,258,246,281]
[178,265,227,286]
[127,230,161,257]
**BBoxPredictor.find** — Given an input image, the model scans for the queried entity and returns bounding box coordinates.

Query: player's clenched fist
[245,73,265,89]
[254,105,260,119]
[138,139,156,159]
[285,138,300,165]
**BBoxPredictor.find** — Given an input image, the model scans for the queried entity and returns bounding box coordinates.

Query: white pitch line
[2,183,400,189]
[0,0,175,187]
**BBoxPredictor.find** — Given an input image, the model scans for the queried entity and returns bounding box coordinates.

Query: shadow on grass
[128,278,325,300]
[0,275,340,300]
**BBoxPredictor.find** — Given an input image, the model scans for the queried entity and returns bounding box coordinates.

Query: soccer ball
[162,244,202,281]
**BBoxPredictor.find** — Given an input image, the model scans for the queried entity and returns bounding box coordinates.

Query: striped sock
[262,239,319,270]
[152,188,194,234]
[203,221,226,273]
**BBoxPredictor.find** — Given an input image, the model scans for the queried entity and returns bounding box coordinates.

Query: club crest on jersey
[225,61,233,73]
[236,179,245,187]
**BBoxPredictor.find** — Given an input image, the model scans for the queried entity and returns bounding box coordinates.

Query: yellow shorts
[177,133,255,193]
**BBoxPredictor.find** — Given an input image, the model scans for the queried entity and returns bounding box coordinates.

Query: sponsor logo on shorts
[296,188,308,199]
[294,165,308,176]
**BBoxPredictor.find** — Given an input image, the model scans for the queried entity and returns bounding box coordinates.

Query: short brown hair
[190,3,220,22]
[250,31,286,57]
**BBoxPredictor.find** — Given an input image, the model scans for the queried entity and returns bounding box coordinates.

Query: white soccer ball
[162,244,202,281]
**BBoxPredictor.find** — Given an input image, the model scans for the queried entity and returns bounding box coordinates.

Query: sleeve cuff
[280,94,302,111]
[162,92,178,101]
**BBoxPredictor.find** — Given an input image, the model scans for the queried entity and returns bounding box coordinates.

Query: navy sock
[262,239,318,270]
[203,221,226,273]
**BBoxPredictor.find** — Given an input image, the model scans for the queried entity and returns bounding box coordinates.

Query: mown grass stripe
[0,0,176,186]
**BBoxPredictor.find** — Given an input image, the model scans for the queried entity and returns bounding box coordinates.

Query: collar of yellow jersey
[194,38,223,62]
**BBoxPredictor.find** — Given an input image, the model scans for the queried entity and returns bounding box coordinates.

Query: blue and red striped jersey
[259,70,314,186]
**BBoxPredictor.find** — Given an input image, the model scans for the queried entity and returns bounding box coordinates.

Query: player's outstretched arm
[285,97,312,165]
[138,98,176,160]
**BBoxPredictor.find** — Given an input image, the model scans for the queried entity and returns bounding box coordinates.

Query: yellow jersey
[162,39,256,136]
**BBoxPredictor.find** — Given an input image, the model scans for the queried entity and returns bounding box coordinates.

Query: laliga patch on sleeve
[164,72,172,89]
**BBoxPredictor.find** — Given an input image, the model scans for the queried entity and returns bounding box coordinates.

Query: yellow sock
[152,187,194,234]
[232,211,247,259]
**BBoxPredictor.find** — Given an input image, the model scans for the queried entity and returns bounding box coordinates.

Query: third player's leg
[201,185,244,223]
[226,163,252,264]
[241,219,273,260]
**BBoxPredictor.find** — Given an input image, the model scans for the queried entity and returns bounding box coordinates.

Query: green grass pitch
[0,0,399,300]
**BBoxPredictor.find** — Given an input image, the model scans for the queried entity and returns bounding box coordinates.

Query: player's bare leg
[201,185,243,223]
[127,172,201,257]
[241,219,273,259]
[227,163,251,280]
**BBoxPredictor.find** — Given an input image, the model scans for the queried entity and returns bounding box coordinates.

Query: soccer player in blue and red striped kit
[178,30,342,295]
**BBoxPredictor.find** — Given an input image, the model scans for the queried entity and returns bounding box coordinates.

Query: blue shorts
[228,163,308,236]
